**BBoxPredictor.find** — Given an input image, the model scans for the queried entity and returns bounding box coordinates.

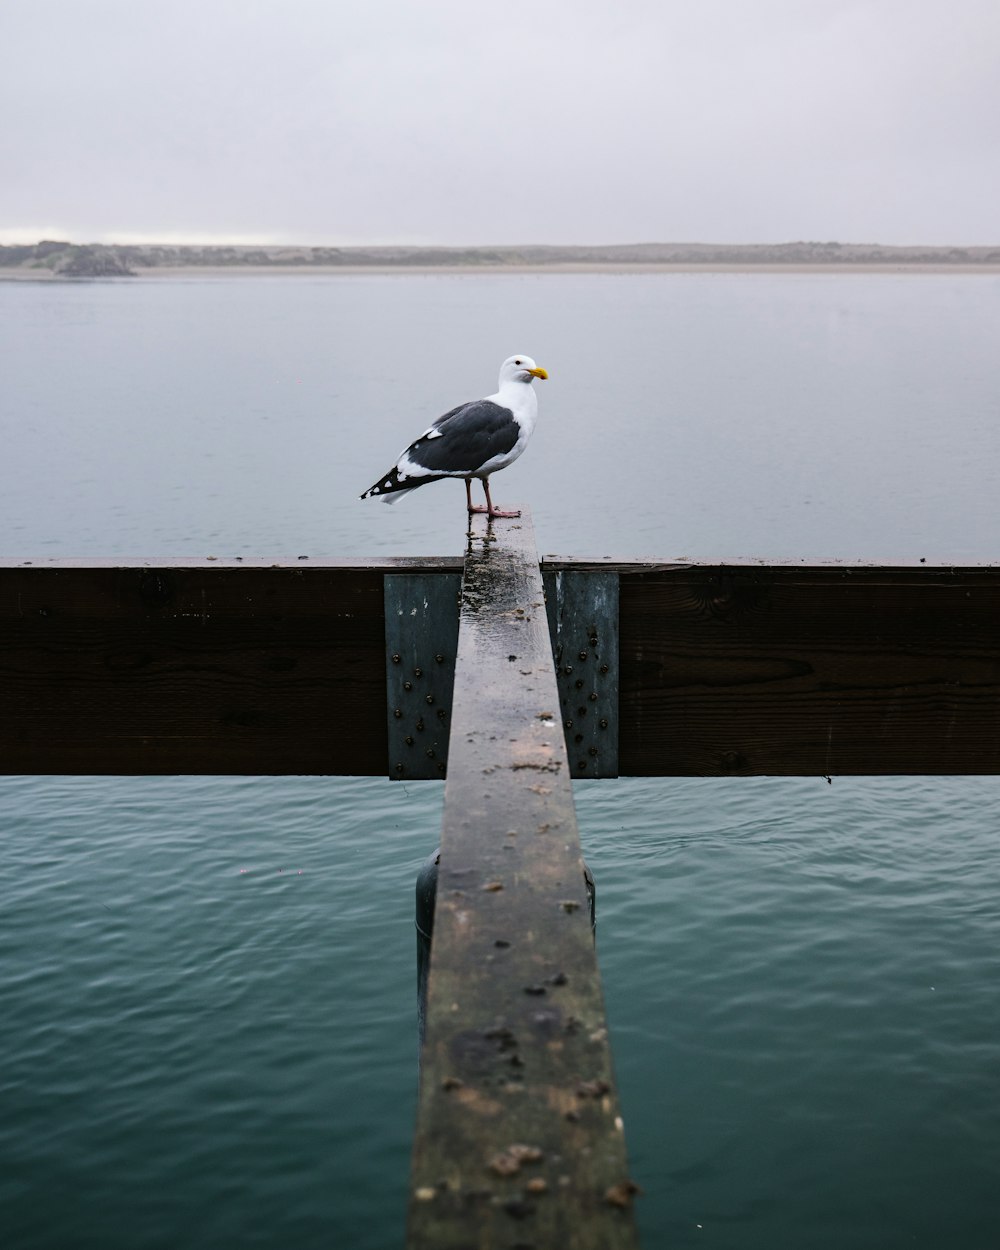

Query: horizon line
[4,235,1000,251]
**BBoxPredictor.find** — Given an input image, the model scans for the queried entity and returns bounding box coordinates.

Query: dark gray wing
[406,399,519,474]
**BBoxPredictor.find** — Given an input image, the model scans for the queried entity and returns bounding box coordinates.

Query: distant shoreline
[4,239,1000,279]
[4,261,1000,280]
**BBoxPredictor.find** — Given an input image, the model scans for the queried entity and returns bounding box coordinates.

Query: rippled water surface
[2,273,1000,1248]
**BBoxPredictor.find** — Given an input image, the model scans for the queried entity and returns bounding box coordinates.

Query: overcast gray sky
[2,0,998,246]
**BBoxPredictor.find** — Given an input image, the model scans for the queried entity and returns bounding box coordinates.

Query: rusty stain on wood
[407,511,637,1249]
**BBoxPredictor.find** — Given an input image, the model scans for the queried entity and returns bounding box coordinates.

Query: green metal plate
[543,569,620,778]
[384,573,461,779]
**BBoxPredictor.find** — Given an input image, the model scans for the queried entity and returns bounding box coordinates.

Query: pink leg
[466,479,489,514]
[482,477,520,519]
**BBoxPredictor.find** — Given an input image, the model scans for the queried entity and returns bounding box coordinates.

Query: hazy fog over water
[2,0,999,248]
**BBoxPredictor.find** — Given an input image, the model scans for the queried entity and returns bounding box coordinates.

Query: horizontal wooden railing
[2,558,999,775]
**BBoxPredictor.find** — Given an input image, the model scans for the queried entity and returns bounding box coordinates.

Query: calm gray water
[2,273,1000,1249]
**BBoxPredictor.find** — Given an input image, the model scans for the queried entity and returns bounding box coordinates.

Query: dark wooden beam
[3,560,1000,776]
[407,512,637,1248]
[0,563,403,774]
[618,564,1000,775]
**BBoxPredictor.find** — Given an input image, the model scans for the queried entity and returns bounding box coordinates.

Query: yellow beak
[528,366,548,380]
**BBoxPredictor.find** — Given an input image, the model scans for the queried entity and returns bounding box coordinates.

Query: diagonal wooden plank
[407,510,639,1248]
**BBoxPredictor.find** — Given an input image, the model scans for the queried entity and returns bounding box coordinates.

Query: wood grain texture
[408,514,637,1249]
[0,565,398,774]
[619,565,1000,775]
[4,560,1000,776]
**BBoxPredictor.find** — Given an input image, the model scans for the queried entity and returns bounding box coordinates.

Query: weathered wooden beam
[618,565,1000,775]
[3,559,1000,776]
[0,563,401,774]
[408,513,638,1248]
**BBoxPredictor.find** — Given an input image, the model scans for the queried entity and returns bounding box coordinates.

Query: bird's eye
[515,359,522,365]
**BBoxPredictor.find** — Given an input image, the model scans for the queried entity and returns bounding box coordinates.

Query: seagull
[360,354,548,519]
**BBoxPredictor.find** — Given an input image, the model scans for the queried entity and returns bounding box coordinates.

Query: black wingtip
[362,467,409,499]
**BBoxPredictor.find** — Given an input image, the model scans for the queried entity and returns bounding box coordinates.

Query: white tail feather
[382,485,419,504]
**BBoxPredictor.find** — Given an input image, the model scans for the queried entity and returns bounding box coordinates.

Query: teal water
[2,775,437,1250]
[587,775,1000,1249]
[2,274,1000,1248]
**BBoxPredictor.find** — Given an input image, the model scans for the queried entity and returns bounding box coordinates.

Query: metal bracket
[542,569,620,778]
[385,568,618,780]
[384,573,461,780]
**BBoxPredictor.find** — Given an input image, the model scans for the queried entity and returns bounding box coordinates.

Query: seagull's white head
[499,354,548,386]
